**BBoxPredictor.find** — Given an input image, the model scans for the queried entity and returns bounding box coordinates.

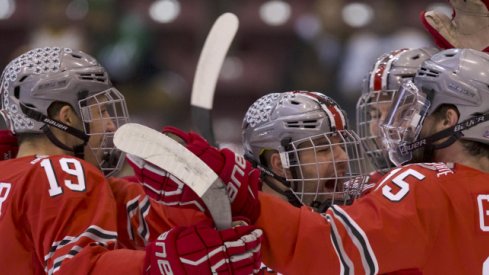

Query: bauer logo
[447,83,476,98]
[227,154,246,202]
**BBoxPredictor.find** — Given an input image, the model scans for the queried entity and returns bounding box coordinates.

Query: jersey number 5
[41,158,86,197]
[382,169,425,202]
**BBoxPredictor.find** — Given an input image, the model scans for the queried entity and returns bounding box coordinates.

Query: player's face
[83,94,117,167]
[294,135,348,205]
[367,97,393,150]
[368,102,391,139]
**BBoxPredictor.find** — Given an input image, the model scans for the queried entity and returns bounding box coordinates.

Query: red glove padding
[145,222,263,275]
[162,126,262,224]
[126,154,208,213]
[0,130,18,160]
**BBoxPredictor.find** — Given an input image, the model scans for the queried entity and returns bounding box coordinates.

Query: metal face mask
[380,80,431,166]
[279,129,367,210]
[79,87,129,176]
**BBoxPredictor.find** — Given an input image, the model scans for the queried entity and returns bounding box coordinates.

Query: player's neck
[17,138,73,158]
[434,142,489,173]
[262,182,288,201]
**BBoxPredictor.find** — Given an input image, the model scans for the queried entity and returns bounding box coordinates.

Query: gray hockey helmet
[243,91,349,163]
[0,47,129,175]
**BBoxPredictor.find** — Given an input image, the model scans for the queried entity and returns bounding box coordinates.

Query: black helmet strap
[20,103,89,159]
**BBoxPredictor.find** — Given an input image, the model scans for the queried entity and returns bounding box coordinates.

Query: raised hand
[126,153,208,213]
[421,0,489,52]
[162,126,262,224]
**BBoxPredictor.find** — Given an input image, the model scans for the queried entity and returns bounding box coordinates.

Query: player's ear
[57,105,78,126]
[269,152,286,177]
[442,108,459,129]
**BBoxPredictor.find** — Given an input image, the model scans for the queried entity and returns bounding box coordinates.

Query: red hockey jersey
[257,162,489,274]
[0,155,207,274]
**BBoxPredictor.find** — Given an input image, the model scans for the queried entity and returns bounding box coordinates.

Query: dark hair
[47,101,71,118]
[17,101,72,144]
[432,104,489,158]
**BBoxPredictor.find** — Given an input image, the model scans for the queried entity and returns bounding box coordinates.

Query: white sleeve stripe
[44,226,117,271]
[138,196,151,244]
[48,246,81,274]
[126,195,140,240]
[325,213,354,275]
[331,205,379,274]
[126,195,151,244]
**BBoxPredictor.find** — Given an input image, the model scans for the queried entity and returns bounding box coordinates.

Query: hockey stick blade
[190,12,239,146]
[114,123,232,230]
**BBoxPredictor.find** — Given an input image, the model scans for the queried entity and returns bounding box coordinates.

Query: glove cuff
[220,148,261,223]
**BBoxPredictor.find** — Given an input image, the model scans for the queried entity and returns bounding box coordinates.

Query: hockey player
[356,47,438,186]
[241,91,367,212]
[0,47,263,274]
[357,47,439,173]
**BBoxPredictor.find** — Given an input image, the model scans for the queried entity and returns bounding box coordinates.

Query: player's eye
[368,108,381,120]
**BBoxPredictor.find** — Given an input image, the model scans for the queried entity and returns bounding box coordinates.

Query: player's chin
[83,146,102,166]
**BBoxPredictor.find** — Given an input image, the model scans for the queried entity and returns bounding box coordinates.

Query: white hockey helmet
[0,47,129,175]
[242,91,367,210]
[382,48,489,166]
[356,47,439,171]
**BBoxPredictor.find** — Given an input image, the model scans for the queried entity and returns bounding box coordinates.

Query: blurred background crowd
[0,0,449,149]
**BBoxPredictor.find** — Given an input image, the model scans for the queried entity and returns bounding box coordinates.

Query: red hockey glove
[421,0,489,52]
[126,154,208,213]
[163,126,262,224]
[0,130,18,160]
[145,222,263,275]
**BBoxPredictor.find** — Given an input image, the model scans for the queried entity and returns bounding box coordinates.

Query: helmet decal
[370,48,409,92]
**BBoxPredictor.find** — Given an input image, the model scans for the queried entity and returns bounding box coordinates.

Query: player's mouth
[324,179,339,192]
[324,172,346,192]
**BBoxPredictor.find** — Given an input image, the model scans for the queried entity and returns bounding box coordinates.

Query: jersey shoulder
[3,155,107,198]
[381,162,459,183]
[368,162,458,202]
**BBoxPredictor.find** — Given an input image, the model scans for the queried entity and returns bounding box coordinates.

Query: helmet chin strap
[41,125,86,159]
[252,159,340,212]
[245,153,304,208]
[402,112,489,163]
[413,133,461,163]
[20,104,90,159]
